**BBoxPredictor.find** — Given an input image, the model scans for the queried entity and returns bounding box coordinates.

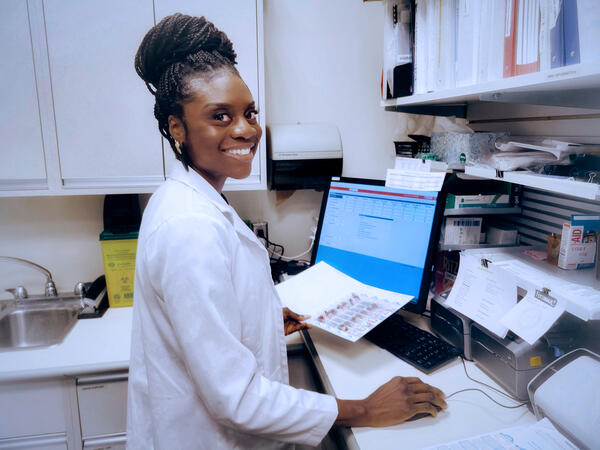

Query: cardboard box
[445,193,511,210]
[442,217,482,245]
[558,224,597,270]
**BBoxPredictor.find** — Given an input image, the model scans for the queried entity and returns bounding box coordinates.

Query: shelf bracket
[480,89,600,109]
[384,104,467,118]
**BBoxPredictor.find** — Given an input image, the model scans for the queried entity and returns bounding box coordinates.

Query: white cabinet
[76,371,128,445]
[0,0,47,191]
[1,0,266,197]
[155,0,266,190]
[0,378,76,449]
[43,0,163,191]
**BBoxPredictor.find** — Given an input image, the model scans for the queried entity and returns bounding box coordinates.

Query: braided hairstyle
[135,13,239,169]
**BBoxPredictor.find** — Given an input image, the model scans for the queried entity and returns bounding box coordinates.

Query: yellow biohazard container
[99,231,138,308]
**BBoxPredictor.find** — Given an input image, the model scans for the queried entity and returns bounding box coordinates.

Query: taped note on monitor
[445,253,517,338]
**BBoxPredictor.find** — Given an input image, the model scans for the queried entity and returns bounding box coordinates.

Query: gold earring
[175,141,182,155]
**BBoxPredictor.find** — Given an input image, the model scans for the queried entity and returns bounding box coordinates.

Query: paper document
[445,254,517,338]
[424,418,578,450]
[385,168,446,192]
[275,262,413,342]
[501,289,566,345]
[394,157,448,172]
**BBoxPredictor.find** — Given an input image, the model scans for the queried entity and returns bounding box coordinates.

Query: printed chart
[309,292,400,342]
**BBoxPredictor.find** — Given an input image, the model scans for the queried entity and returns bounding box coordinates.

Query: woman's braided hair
[135,13,238,168]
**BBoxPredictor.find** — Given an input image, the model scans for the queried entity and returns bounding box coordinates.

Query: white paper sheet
[385,168,446,191]
[423,418,578,450]
[501,289,566,345]
[445,254,517,338]
[275,262,413,341]
[394,157,448,172]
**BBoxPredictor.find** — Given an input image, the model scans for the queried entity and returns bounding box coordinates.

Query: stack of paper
[385,157,447,192]
[424,418,578,450]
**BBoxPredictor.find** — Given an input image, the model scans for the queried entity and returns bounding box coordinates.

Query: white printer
[528,348,600,450]
[266,123,343,190]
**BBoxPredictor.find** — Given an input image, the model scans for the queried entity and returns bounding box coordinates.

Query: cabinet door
[0,0,47,191]
[76,372,128,438]
[43,0,164,190]
[155,0,266,190]
[0,379,67,439]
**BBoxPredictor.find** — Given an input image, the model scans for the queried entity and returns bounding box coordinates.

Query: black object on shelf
[103,194,141,234]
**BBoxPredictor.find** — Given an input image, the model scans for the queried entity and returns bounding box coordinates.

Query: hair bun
[135,13,237,90]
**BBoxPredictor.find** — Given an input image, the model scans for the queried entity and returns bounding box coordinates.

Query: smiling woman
[167,72,261,191]
[127,12,446,450]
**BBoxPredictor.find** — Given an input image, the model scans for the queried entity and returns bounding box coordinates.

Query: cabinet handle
[77,372,128,386]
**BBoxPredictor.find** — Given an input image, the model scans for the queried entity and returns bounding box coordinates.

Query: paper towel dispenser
[267,123,343,190]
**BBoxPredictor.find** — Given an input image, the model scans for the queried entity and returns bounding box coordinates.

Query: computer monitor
[311,177,444,314]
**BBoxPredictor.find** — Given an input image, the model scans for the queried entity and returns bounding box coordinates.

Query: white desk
[302,313,536,450]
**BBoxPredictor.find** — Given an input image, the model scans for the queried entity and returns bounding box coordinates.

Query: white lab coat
[126,165,338,449]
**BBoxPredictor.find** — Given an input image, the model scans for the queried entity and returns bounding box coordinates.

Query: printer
[431,246,600,401]
[267,123,343,190]
[430,290,474,360]
[528,348,600,449]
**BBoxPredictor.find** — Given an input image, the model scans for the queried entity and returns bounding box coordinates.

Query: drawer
[0,379,68,439]
[76,372,128,438]
[0,432,68,449]
[83,433,126,449]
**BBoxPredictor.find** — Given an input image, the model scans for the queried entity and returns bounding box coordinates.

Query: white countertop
[0,307,133,382]
[0,307,304,383]
[304,325,536,450]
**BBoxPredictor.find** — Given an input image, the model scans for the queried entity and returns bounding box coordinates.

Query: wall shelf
[382,62,600,116]
[464,166,600,201]
[444,207,522,216]
[439,243,520,252]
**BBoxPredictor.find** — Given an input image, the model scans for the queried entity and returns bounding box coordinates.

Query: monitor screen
[311,177,443,313]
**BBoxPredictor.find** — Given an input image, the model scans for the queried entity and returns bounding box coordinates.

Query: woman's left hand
[282,307,312,336]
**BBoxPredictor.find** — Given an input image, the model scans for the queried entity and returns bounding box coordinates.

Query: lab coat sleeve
[144,213,338,446]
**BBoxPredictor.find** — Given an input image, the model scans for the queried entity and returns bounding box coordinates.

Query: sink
[0,298,83,351]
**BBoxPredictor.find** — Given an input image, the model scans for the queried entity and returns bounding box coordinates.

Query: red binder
[503,0,518,77]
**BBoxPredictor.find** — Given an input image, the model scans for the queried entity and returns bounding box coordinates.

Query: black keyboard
[365,314,460,374]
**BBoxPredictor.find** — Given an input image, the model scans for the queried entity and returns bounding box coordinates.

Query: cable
[458,357,523,402]
[445,388,528,409]
[278,243,314,261]
[445,357,528,409]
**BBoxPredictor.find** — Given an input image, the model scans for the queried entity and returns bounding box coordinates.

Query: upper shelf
[464,166,600,201]
[382,62,600,117]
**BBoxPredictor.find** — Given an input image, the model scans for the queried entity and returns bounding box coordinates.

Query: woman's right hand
[334,377,447,428]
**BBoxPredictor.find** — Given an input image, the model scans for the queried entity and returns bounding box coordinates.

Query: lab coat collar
[168,164,264,248]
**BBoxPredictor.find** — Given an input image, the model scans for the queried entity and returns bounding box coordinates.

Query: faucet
[0,256,58,298]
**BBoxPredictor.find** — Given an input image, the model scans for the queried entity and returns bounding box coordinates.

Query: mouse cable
[444,357,528,408]
[445,388,528,409]
[458,356,524,402]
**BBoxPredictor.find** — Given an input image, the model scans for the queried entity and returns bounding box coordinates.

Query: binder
[577,0,600,64]
[503,0,518,77]
[550,0,565,68]
[456,0,481,87]
[515,0,540,75]
[563,0,580,65]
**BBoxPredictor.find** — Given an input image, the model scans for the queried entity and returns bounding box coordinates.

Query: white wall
[0,0,397,293]
[227,0,398,255]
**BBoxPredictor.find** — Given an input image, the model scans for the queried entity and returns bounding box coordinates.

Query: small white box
[487,224,518,245]
[443,217,482,245]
